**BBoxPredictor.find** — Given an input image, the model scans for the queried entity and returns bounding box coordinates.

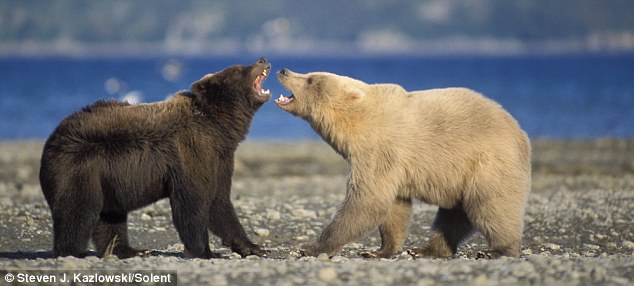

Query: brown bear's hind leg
[409,206,475,258]
[92,213,146,259]
[52,209,96,258]
[51,179,101,258]
[365,198,412,258]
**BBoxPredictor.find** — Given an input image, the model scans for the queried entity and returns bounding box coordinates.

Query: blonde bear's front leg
[361,198,412,259]
[301,181,397,257]
[376,198,412,258]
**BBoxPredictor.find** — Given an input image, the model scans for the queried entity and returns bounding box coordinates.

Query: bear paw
[233,243,267,258]
[183,248,223,259]
[299,243,322,257]
[359,250,396,259]
[406,247,453,259]
[108,247,150,259]
[476,250,515,259]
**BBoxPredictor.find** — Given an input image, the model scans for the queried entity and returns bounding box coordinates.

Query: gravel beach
[0,139,632,285]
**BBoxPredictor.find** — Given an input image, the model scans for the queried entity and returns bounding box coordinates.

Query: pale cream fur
[276,70,531,258]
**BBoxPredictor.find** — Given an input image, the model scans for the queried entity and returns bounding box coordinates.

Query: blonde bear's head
[275,68,367,120]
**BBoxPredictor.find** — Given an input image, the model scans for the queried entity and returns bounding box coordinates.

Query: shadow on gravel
[148,251,185,258]
[0,251,55,260]
[0,251,185,260]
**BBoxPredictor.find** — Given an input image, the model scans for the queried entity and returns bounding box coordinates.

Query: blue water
[1,55,633,140]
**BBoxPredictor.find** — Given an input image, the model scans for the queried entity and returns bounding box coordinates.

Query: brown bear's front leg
[301,182,395,257]
[208,194,265,257]
[168,177,218,259]
[208,173,265,257]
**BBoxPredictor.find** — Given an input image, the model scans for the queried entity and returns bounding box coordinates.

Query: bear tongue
[275,94,294,105]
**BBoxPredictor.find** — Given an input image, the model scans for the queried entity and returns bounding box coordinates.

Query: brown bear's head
[190,58,271,113]
[275,68,365,120]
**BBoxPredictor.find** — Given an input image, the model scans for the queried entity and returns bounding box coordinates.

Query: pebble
[140,213,151,221]
[472,274,489,286]
[397,253,413,260]
[254,228,270,237]
[591,266,607,281]
[211,274,228,286]
[329,255,348,263]
[610,276,630,285]
[622,240,634,249]
[290,208,317,219]
[511,262,536,277]
[265,210,281,220]
[317,253,330,261]
[25,215,36,227]
[416,278,436,286]
[317,267,338,282]
[527,254,547,267]
[61,261,77,270]
[583,244,601,250]
[228,252,242,260]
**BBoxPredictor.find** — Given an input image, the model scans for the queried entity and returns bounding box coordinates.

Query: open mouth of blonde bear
[254,67,271,97]
[275,93,295,105]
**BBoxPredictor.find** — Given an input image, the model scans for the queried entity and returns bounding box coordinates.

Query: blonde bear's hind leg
[409,206,475,258]
[467,201,524,259]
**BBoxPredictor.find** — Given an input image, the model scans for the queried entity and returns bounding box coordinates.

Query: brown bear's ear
[191,73,215,95]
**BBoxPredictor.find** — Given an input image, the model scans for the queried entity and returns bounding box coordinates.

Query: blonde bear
[275,68,531,258]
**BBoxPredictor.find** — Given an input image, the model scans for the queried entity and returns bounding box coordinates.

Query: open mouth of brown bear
[254,67,271,97]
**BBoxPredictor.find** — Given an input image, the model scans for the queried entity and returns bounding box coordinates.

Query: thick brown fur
[40,58,272,259]
[275,69,531,258]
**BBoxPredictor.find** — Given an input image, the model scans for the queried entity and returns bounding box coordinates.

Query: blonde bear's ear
[346,87,365,100]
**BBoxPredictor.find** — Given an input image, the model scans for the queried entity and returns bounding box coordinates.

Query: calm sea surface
[1,54,632,140]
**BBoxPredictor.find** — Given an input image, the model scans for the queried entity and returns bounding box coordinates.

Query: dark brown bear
[39,58,272,259]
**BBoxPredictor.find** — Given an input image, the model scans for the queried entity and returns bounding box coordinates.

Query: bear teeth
[275,94,293,105]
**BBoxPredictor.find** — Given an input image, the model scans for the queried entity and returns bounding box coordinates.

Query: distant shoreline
[1,138,632,178]
[2,37,633,59]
